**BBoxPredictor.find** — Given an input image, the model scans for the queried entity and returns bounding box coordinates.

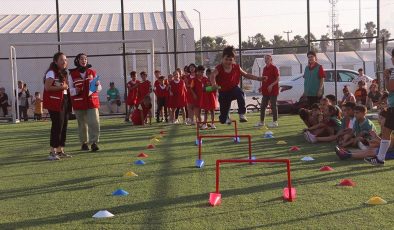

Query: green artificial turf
[0,114,393,229]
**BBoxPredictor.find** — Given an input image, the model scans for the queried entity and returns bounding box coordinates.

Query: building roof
[0,11,193,34]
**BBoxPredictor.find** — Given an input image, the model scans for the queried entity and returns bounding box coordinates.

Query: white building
[0,12,195,102]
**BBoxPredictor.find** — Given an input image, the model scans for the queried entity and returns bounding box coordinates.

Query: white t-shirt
[352,75,370,87]
[45,70,68,94]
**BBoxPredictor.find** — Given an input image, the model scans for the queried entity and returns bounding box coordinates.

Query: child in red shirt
[126,71,140,114]
[168,71,187,124]
[136,71,152,105]
[190,65,205,126]
[185,64,197,125]
[130,95,152,126]
[154,76,169,123]
[200,68,218,129]
[354,80,367,105]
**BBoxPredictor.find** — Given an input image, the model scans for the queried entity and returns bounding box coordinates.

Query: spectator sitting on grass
[336,109,394,160]
[303,104,342,143]
[107,82,121,113]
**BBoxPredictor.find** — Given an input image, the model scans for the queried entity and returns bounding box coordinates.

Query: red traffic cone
[147,144,155,149]
[283,187,297,201]
[137,153,148,158]
[320,166,334,171]
[289,146,300,152]
[338,179,356,187]
[209,193,222,206]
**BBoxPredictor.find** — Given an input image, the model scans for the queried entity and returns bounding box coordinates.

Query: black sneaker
[91,143,99,152]
[335,146,352,160]
[239,114,248,122]
[364,157,384,166]
[81,143,89,151]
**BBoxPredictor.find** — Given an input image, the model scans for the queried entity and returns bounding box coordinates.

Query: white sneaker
[211,123,217,129]
[267,121,279,128]
[226,118,232,125]
[200,124,208,130]
[358,141,368,150]
[303,131,311,143]
[174,119,179,124]
[306,131,317,144]
[239,114,248,122]
[254,122,265,127]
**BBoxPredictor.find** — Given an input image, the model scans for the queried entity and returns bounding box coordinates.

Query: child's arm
[190,80,198,99]
[240,68,262,81]
[308,123,325,131]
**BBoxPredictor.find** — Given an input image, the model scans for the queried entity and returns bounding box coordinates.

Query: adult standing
[352,68,371,88]
[0,87,9,117]
[210,46,262,124]
[303,51,325,108]
[17,81,30,121]
[69,53,101,152]
[43,52,71,160]
[255,54,280,128]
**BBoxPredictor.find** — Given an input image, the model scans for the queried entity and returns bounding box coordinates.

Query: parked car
[278,69,374,103]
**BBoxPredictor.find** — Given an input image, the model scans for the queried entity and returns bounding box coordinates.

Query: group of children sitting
[126,64,218,129]
[300,91,394,161]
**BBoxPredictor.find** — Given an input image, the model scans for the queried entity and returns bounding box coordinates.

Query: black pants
[1,104,7,116]
[156,97,168,121]
[218,86,246,123]
[307,96,321,109]
[175,106,188,119]
[48,97,69,148]
[34,113,42,120]
[260,96,278,122]
[19,106,28,121]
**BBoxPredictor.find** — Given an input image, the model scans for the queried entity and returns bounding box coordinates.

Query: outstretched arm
[240,67,262,81]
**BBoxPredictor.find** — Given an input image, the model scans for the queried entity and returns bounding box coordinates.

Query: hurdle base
[249,156,256,165]
[233,137,241,143]
[209,192,222,206]
[195,139,202,146]
[283,187,296,202]
[195,159,205,168]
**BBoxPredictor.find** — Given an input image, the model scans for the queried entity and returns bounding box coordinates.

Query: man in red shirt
[255,55,280,128]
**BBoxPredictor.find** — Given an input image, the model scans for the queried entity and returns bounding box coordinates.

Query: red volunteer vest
[69,68,100,110]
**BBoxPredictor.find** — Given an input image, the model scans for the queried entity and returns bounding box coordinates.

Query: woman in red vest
[69,53,101,152]
[43,52,71,160]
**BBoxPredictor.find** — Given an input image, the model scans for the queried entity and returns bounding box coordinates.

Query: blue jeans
[218,86,246,123]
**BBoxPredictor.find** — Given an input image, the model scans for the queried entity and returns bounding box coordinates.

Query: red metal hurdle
[196,120,239,144]
[197,134,252,161]
[209,158,295,206]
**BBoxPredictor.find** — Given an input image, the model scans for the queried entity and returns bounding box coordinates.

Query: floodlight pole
[55,0,61,52]
[237,0,243,88]
[120,0,129,120]
[163,0,171,74]
[172,0,178,69]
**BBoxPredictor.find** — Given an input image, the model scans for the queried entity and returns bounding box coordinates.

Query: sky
[0,0,393,45]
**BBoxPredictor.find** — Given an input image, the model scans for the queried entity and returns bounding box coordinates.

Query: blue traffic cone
[195,159,205,168]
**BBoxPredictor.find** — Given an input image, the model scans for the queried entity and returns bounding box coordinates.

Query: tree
[195,36,228,66]
[342,29,362,51]
[365,21,377,48]
[319,34,330,52]
[380,29,391,46]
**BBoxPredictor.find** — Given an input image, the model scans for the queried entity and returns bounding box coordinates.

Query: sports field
[0,114,393,229]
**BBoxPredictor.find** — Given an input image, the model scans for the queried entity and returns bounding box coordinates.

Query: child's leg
[316,135,338,142]
[350,148,378,159]
[203,110,208,124]
[187,104,194,123]
[194,107,201,123]
[210,110,215,123]
[181,107,186,122]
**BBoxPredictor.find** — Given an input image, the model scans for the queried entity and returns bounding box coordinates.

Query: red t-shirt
[215,64,241,92]
[137,80,151,104]
[154,83,168,98]
[190,77,204,107]
[261,64,280,96]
